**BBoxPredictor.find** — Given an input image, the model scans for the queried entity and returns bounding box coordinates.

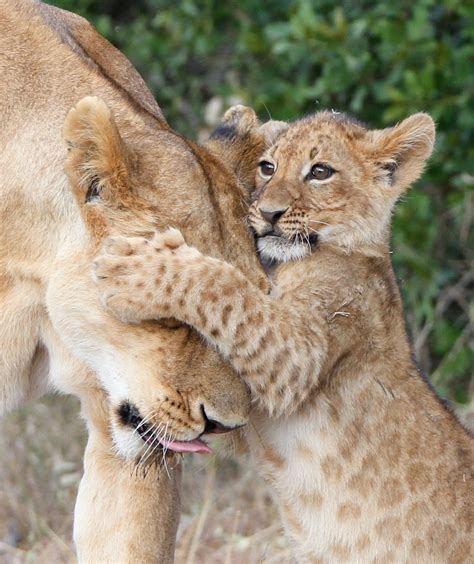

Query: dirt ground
[0,395,290,564]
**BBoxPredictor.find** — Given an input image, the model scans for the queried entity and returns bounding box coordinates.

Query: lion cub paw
[94,228,200,323]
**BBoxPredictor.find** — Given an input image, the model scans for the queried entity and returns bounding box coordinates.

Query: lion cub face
[248,111,435,263]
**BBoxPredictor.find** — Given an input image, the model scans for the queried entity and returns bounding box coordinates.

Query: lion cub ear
[63,96,130,204]
[206,105,289,193]
[371,113,435,192]
[258,119,289,146]
[206,105,263,193]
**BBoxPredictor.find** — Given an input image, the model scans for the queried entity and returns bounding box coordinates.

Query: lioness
[0,1,265,561]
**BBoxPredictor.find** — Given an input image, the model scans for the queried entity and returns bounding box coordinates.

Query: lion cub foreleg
[94,230,328,417]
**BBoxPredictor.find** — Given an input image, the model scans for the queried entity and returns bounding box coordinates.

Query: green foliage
[51,0,473,402]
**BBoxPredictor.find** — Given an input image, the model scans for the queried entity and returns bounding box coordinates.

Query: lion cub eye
[309,163,334,181]
[258,160,275,178]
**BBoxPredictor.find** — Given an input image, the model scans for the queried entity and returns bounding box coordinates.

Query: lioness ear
[371,113,435,191]
[63,96,129,204]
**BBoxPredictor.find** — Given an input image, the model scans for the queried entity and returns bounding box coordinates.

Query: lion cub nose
[259,206,288,225]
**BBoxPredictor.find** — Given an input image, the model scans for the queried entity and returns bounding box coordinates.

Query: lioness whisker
[132,409,158,439]
[137,421,164,468]
[306,225,322,235]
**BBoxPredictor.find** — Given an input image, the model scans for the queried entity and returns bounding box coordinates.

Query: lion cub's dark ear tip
[209,123,238,142]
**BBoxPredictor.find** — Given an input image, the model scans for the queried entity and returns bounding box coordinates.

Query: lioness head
[50,96,264,459]
[246,111,435,261]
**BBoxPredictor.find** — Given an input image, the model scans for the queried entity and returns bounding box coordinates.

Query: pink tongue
[162,439,212,454]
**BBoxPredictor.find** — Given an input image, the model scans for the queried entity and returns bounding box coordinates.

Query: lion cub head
[246,111,435,262]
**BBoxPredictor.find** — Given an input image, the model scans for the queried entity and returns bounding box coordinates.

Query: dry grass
[0,397,82,564]
[0,395,289,564]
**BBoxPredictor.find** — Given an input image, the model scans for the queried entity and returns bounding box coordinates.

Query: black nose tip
[259,206,288,225]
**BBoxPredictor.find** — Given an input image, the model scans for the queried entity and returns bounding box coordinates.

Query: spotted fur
[95,108,473,562]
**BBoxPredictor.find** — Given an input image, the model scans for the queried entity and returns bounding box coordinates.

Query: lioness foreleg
[74,389,181,564]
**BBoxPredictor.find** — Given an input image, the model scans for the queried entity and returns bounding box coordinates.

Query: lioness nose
[203,417,237,434]
[201,406,242,434]
[259,206,288,225]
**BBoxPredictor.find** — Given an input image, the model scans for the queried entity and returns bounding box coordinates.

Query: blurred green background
[52,0,473,402]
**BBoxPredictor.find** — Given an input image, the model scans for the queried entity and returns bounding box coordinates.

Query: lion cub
[95,110,473,562]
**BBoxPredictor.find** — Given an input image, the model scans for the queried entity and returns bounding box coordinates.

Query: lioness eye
[259,160,275,177]
[310,163,334,181]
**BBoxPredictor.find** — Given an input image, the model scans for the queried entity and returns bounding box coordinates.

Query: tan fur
[95,108,473,562]
[0,3,265,561]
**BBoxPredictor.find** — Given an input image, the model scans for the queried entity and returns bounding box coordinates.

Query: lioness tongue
[163,439,212,454]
